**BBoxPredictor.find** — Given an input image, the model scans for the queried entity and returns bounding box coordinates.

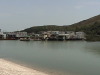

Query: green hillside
[67,15,100,34]
[22,25,67,33]
[22,15,100,41]
[67,15,100,41]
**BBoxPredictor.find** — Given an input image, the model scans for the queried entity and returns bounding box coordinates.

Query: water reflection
[84,42,100,56]
[0,41,100,75]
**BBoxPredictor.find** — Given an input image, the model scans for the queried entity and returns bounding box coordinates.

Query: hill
[67,15,100,34]
[22,15,100,41]
[63,15,100,41]
[22,25,67,33]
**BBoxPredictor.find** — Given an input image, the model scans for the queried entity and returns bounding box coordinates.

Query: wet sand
[0,59,48,75]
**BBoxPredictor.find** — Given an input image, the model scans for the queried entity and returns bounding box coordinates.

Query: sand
[0,59,48,75]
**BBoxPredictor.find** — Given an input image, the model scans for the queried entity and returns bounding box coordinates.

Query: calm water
[0,40,100,75]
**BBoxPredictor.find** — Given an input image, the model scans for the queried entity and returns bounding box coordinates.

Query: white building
[0,29,7,39]
[47,31,65,35]
[65,31,76,39]
[76,32,85,39]
[58,34,70,40]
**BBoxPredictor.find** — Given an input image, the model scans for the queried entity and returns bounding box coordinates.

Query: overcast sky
[0,0,100,32]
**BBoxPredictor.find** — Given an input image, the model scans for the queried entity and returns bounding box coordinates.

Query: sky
[0,0,100,32]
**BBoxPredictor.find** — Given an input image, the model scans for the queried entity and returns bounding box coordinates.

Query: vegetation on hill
[67,15,100,41]
[22,25,67,33]
[22,15,100,41]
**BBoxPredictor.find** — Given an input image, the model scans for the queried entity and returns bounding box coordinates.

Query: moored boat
[20,38,30,41]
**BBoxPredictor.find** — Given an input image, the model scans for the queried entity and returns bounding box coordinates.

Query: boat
[33,39,41,41]
[20,38,30,41]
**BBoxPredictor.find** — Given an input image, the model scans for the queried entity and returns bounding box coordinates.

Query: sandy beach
[0,59,48,75]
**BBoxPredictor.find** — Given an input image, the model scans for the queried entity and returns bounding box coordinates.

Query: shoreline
[0,58,74,75]
[0,58,48,75]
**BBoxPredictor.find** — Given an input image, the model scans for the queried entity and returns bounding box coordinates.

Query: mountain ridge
[71,15,100,26]
[22,15,100,35]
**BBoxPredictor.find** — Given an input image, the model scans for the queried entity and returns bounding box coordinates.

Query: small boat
[33,39,41,41]
[20,38,30,41]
